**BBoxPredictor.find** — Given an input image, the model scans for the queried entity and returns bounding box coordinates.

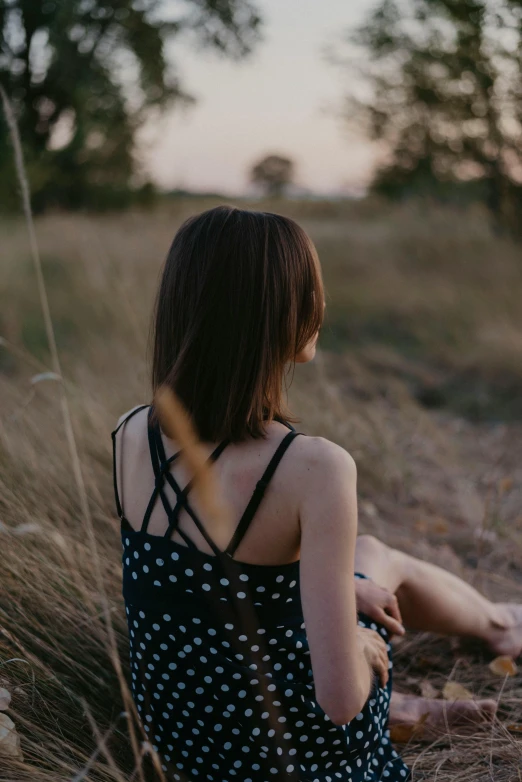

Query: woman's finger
[375,608,405,637]
[385,593,403,624]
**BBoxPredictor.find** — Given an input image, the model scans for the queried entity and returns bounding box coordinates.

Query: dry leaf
[489,656,518,677]
[442,681,473,701]
[506,724,522,734]
[389,713,428,743]
[432,519,449,535]
[419,680,439,699]
[498,477,513,494]
[0,688,11,710]
[0,713,23,759]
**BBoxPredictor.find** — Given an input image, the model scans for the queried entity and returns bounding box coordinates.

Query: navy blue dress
[113,406,410,782]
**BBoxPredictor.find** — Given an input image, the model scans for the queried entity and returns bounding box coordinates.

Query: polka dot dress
[114,407,410,781]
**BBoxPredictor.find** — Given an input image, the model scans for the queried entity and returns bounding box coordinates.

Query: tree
[341,0,522,230]
[0,0,261,210]
[250,154,295,197]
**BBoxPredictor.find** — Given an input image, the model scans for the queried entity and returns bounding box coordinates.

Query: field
[1,198,522,780]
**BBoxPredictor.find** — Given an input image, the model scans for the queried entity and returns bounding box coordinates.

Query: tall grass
[0,134,521,775]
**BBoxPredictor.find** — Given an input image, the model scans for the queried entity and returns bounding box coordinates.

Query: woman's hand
[355,577,405,638]
[356,626,390,688]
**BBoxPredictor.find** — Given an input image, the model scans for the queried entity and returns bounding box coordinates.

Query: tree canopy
[0,0,261,210]
[250,154,295,197]
[343,0,522,230]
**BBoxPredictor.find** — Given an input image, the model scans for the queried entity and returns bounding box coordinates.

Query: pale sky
[140,0,376,196]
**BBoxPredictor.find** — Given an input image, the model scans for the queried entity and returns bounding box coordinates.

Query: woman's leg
[354,536,500,732]
[354,535,521,656]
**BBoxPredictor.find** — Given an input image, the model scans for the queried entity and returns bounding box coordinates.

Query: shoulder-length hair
[151,205,324,442]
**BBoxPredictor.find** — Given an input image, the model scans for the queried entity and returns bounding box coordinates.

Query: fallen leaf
[389,713,428,744]
[419,680,439,699]
[489,656,518,677]
[506,724,522,734]
[442,681,473,701]
[498,477,513,494]
[0,713,23,759]
[0,689,11,710]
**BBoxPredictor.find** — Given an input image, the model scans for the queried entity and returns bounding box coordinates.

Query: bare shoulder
[116,405,149,432]
[292,434,357,480]
[286,434,357,513]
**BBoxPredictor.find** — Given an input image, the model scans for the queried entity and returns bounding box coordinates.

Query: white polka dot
[185,568,193,576]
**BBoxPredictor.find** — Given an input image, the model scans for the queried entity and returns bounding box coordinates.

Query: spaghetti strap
[225,430,301,558]
[111,404,150,522]
[143,408,230,556]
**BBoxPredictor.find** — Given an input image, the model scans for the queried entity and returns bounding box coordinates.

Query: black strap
[141,409,195,545]
[144,410,230,556]
[111,405,150,521]
[225,430,301,557]
[163,437,230,543]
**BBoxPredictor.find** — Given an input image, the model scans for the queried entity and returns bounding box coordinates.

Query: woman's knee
[354,534,406,592]
[356,534,389,560]
[355,534,390,575]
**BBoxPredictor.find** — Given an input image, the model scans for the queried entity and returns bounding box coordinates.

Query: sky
[140,0,376,196]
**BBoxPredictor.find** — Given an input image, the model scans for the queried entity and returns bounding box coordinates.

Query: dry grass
[0,199,522,779]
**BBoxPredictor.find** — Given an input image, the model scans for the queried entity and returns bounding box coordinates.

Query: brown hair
[151,205,324,442]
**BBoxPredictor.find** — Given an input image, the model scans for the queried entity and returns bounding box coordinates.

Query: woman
[113,206,521,782]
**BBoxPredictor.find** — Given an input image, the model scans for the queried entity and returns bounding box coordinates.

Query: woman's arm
[297,437,385,725]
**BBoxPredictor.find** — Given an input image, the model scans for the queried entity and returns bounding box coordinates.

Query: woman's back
[115,405,305,564]
[114,404,408,782]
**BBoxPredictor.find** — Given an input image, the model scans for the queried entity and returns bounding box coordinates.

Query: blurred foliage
[344,0,522,234]
[250,153,295,197]
[0,0,261,211]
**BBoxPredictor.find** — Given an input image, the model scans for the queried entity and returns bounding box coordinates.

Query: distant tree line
[0,0,261,211]
[344,0,522,234]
